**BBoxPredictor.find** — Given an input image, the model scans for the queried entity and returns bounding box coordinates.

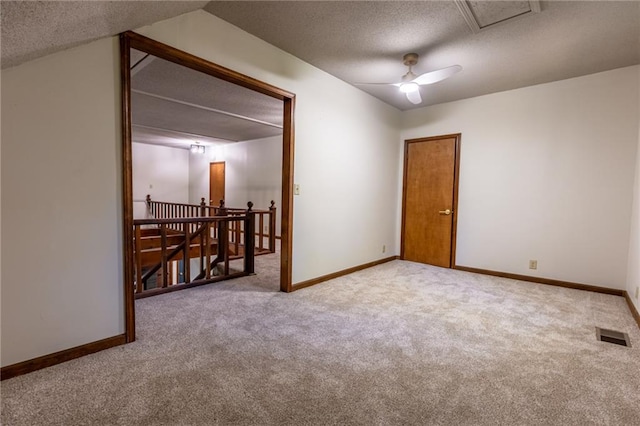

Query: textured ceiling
[205,1,640,110]
[0,1,208,69]
[2,1,639,113]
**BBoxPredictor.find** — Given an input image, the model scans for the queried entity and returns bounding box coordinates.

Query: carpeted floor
[2,251,639,425]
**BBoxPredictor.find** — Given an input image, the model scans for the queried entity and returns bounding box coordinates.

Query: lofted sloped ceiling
[2,1,639,113]
[0,1,208,68]
[131,50,283,150]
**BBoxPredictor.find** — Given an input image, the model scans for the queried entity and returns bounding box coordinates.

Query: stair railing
[132,205,255,298]
[146,195,277,254]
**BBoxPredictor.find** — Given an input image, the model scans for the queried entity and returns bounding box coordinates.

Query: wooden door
[209,162,225,206]
[401,134,460,267]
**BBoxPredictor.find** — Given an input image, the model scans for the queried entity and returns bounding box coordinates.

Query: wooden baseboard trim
[1,334,127,381]
[623,291,640,328]
[292,256,399,291]
[453,265,625,297]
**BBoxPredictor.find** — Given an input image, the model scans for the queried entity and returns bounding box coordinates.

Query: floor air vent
[596,327,631,347]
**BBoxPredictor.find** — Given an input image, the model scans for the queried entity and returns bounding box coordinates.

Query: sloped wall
[1,37,123,366]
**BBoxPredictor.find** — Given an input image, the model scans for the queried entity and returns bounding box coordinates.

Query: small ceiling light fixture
[190,143,205,154]
[399,82,419,93]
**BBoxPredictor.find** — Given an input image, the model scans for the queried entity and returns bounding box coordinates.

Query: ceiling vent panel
[455,1,541,33]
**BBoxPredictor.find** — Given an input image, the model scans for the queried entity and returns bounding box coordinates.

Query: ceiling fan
[356,53,462,105]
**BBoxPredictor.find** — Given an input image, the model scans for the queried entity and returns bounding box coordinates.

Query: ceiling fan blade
[412,65,462,86]
[406,90,422,105]
[354,82,402,86]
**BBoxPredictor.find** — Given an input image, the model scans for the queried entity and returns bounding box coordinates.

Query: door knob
[439,209,452,215]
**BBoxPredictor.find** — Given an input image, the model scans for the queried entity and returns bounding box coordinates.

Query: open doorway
[120,31,295,343]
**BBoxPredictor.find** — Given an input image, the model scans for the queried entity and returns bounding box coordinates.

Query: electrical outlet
[529,260,538,270]
[635,287,639,300]
[382,245,386,253]
[294,184,300,195]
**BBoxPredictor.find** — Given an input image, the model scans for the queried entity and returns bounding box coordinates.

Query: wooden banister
[132,214,253,297]
[143,196,278,257]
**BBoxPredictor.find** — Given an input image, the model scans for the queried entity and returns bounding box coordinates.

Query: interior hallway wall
[132,142,189,219]
[626,69,640,311]
[190,136,283,234]
[402,66,640,290]
[1,37,123,367]
[137,10,402,284]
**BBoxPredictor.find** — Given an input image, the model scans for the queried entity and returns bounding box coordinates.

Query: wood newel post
[269,200,276,253]
[244,202,255,274]
[145,194,153,218]
[217,199,227,216]
[200,198,206,217]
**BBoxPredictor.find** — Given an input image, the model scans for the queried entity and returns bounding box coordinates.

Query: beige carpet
[2,251,639,425]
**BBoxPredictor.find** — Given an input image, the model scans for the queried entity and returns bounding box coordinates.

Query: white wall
[627,71,640,310]
[403,66,640,290]
[1,37,123,367]
[0,10,400,366]
[132,142,189,219]
[189,136,283,234]
[136,11,402,283]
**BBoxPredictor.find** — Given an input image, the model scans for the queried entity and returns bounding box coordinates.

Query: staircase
[133,197,277,298]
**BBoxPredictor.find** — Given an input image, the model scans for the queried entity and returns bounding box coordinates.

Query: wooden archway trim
[120,31,295,343]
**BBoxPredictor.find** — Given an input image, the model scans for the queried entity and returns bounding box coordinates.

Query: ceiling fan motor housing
[403,53,419,67]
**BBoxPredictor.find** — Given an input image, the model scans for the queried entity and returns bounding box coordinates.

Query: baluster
[160,224,168,288]
[259,212,264,251]
[244,202,255,274]
[218,218,228,276]
[199,221,204,277]
[134,224,143,293]
[234,212,241,255]
[183,221,191,283]
[205,221,211,279]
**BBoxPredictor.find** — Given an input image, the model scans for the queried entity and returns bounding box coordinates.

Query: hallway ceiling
[131,50,283,150]
[2,1,639,112]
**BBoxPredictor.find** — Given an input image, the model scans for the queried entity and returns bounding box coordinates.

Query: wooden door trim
[400,133,461,267]
[120,31,296,344]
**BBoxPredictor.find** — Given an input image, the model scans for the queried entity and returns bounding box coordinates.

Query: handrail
[133,216,247,225]
[145,195,277,253]
[132,209,255,298]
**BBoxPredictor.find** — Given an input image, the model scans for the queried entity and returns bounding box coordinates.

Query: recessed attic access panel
[455,0,541,33]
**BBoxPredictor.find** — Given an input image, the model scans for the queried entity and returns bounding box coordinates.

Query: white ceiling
[2,1,639,114]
